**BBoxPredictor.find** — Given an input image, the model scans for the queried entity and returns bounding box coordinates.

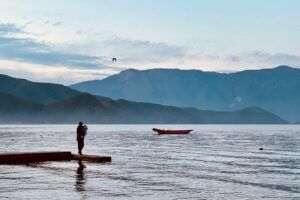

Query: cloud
[0,23,118,70]
[1,23,299,83]
[150,50,300,72]
[53,21,62,26]
[63,35,300,72]
[0,23,24,35]
[101,38,185,63]
[76,30,83,35]
[43,21,62,26]
[0,60,115,84]
[67,37,186,65]
[182,51,300,71]
[223,51,300,67]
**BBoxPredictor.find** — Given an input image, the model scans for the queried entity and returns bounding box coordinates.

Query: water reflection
[75,160,86,192]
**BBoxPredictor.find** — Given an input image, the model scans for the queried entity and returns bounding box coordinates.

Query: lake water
[0,125,299,200]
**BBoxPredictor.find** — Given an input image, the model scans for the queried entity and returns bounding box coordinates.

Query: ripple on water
[0,125,299,199]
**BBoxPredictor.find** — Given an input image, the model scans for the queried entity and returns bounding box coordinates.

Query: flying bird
[112,57,117,62]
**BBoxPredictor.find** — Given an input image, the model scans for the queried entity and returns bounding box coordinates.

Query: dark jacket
[77,125,85,141]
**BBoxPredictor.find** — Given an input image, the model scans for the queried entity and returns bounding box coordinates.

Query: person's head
[79,122,83,126]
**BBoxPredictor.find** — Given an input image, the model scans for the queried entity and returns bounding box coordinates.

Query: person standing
[77,122,88,155]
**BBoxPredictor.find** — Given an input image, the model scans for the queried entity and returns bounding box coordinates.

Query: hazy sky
[0,0,299,84]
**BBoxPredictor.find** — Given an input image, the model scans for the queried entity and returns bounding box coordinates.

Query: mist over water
[0,125,299,199]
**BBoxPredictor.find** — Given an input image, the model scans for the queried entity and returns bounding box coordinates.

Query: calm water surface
[0,125,299,200]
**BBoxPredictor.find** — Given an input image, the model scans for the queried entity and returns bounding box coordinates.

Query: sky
[0,0,300,84]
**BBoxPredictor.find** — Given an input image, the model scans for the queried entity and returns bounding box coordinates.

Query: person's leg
[77,140,81,154]
[81,139,84,154]
[78,140,83,155]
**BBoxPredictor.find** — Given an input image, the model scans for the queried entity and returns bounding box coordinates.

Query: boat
[152,128,193,135]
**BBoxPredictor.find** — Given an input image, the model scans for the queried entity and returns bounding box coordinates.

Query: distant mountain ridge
[0,74,79,103]
[71,66,300,122]
[0,72,289,124]
[0,91,287,124]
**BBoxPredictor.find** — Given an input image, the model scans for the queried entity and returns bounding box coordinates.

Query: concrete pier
[0,151,111,164]
[0,151,72,164]
[72,154,112,163]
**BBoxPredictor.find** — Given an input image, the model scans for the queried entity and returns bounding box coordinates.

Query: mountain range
[71,66,300,122]
[0,74,79,103]
[0,73,287,124]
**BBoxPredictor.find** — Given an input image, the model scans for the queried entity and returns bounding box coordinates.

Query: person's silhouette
[112,57,117,62]
[77,122,87,155]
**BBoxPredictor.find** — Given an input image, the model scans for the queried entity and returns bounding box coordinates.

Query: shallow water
[0,125,299,199]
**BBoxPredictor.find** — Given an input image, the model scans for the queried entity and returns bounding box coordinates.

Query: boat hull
[152,128,193,135]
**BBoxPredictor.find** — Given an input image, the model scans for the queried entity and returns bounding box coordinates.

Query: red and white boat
[152,128,193,135]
